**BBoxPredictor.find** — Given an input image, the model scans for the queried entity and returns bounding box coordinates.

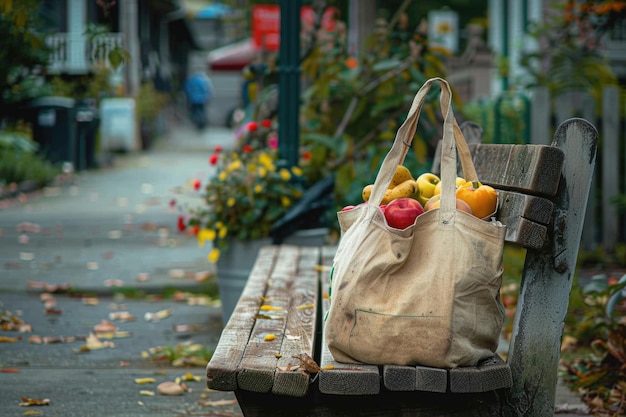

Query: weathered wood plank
[319,247,381,396]
[383,364,447,393]
[433,142,564,197]
[272,246,320,397]
[206,246,278,391]
[449,355,512,393]
[505,118,598,416]
[472,144,564,196]
[237,246,300,393]
[497,191,553,249]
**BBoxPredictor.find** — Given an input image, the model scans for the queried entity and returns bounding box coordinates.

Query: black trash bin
[28,97,77,168]
[75,101,100,170]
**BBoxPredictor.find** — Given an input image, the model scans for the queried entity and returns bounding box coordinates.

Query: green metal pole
[278,0,301,168]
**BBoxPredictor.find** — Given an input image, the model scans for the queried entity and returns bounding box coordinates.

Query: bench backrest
[442,118,598,415]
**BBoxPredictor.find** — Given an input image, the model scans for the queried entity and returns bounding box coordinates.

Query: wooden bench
[206,118,598,416]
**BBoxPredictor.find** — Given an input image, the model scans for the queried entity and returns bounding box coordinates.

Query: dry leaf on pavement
[19,397,50,407]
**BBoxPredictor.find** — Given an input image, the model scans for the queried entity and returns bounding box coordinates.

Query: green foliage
[561,274,626,415]
[0,130,60,187]
[187,136,306,261]
[518,1,621,99]
[297,14,455,209]
[0,0,52,106]
[85,23,130,70]
[136,82,170,121]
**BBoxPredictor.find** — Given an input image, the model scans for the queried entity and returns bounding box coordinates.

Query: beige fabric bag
[324,78,506,368]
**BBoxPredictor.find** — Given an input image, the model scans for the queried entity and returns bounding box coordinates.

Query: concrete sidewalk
[0,122,244,416]
[0,121,589,416]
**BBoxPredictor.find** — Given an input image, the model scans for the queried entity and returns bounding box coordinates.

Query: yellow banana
[390,165,414,188]
[382,180,417,204]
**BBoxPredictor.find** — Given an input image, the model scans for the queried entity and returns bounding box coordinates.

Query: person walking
[184,71,213,130]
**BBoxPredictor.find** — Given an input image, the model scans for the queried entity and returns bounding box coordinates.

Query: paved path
[0,123,244,416]
[0,121,589,416]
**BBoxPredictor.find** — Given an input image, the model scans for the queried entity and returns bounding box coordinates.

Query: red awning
[208,39,261,71]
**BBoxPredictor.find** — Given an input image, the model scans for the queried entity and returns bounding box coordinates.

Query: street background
[0,120,588,416]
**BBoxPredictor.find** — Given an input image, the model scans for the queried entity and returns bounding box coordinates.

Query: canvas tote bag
[324,78,506,368]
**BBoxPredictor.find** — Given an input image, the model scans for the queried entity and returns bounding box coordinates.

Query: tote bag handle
[369,78,478,220]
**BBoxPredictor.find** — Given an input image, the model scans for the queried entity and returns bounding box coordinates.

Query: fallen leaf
[19,397,50,407]
[22,410,43,415]
[93,320,117,333]
[27,335,42,344]
[134,378,156,384]
[82,297,99,306]
[144,309,172,322]
[139,390,155,396]
[86,262,99,270]
[83,333,115,350]
[1,368,20,373]
[44,308,62,315]
[108,311,136,322]
[296,303,315,310]
[157,381,185,396]
[104,279,124,287]
[260,305,283,311]
[136,273,150,282]
[181,372,202,382]
[198,399,238,407]
[0,336,21,343]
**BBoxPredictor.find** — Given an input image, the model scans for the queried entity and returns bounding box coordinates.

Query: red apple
[384,198,424,229]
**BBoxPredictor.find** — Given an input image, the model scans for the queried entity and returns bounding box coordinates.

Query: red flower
[214,145,223,153]
[261,119,272,128]
[209,154,219,165]
[192,225,200,235]
[169,198,176,208]
[302,151,312,161]
[193,179,201,190]
[247,121,258,132]
[177,216,186,232]
[243,144,253,153]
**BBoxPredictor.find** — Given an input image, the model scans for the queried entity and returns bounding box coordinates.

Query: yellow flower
[279,168,291,181]
[258,153,275,171]
[208,248,220,263]
[218,226,228,239]
[227,197,236,207]
[281,196,291,207]
[254,184,263,193]
[197,228,216,247]
[226,159,242,173]
[215,221,223,229]
[291,166,303,176]
[218,172,227,181]
[258,167,267,178]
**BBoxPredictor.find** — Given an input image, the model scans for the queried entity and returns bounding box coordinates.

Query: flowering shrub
[186,142,305,263]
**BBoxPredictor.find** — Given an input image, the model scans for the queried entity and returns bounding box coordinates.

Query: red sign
[252,5,338,51]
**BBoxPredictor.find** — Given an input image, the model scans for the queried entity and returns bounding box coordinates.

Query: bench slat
[206,246,278,391]
[272,246,320,397]
[237,246,301,393]
[472,144,564,196]
[497,191,553,249]
[319,247,381,396]
[433,142,564,197]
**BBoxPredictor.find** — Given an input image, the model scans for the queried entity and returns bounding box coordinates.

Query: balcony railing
[46,32,124,74]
